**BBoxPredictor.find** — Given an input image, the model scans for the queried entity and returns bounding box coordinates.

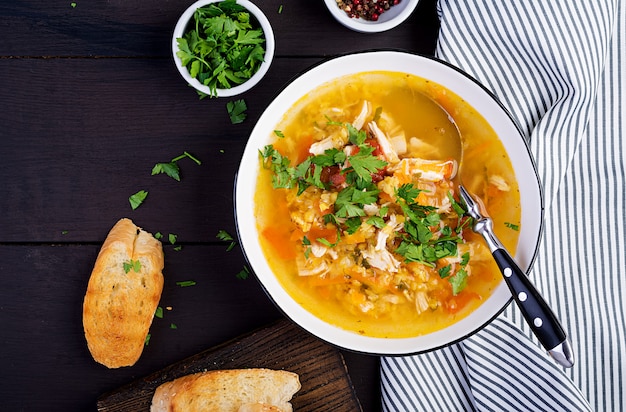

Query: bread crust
[83,218,164,368]
[150,368,301,412]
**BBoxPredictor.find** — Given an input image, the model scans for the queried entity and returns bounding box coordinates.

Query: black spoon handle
[492,248,568,351]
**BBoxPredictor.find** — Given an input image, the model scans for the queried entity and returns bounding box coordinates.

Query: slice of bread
[82,218,164,368]
[150,368,301,412]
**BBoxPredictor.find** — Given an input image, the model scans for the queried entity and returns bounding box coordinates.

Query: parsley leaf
[366,215,386,229]
[152,151,201,181]
[168,233,178,245]
[347,145,387,183]
[227,99,247,124]
[438,265,452,279]
[505,222,520,231]
[129,190,148,210]
[449,268,468,295]
[123,259,142,274]
[334,186,378,218]
[347,124,367,145]
[236,266,250,280]
[217,229,236,251]
[152,161,181,181]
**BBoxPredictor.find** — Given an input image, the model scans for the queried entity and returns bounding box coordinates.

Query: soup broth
[255,71,521,338]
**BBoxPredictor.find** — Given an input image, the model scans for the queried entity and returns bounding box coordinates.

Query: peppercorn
[335,0,402,21]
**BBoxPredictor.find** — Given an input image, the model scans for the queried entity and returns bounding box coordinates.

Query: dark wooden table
[0,1,439,410]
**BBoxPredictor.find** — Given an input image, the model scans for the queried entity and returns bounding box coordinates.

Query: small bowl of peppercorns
[324,0,418,33]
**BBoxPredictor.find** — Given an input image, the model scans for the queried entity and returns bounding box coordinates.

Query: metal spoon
[422,95,574,368]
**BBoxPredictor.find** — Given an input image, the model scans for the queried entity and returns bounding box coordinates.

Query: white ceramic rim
[171,0,275,97]
[323,0,419,33]
[235,51,544,355]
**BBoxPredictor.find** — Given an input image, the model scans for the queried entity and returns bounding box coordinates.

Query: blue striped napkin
[381,1,624,410]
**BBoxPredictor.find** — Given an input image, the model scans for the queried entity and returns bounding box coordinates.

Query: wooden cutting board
[97,319,362,411]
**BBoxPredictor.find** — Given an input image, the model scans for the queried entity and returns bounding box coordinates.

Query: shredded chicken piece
[362,244,401,273]
[310,243,327,258]
[374,214,403,251]
[309,129,347,155]
[363,203,380,216]
[352,101,371,130]
[296,257,329,277]
[415,291,430,314]
[489,175,510,191]
[368,121,400,164]
[390,158,457,182]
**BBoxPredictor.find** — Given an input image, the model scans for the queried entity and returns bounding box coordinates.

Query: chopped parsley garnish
[505,222,520,231]
[152,151,202,181]
[227,99,247,124]
[129,190,148,210]
[155,306,164,319]
[449,268,468,295]
[260,122,472,295]
[217,229,236,251]
[260,121,387,198]
[123,259,142,274]
[302,236,312,259]
[236,266,250,280]
[176,0,266,97]
[168,233,178,245]
[176,280,196,287]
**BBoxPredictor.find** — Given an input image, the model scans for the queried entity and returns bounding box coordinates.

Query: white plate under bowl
[235,51,543,355]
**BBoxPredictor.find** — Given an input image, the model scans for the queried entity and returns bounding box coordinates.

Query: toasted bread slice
[150,368,301,412]
[83,218,164,368]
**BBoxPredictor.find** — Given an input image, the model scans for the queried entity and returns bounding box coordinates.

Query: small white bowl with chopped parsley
[172,0,275,97]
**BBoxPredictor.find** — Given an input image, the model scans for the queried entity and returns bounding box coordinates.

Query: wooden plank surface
[0,0,439,409]
[0,57,319,243]
[97,320,361,411]
[0,0,438,57]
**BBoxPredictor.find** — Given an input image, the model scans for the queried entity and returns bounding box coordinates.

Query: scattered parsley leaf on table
[236,266,250,280]
[176,280,196,287]
[227,99,247,124]
[129,190,148,210]
[152,151,201,181]
[152,162,181,181]
[216,229,236,251]
[168,233,178,245]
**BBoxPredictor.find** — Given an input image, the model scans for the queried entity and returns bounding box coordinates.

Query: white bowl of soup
[235,51,542,355]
